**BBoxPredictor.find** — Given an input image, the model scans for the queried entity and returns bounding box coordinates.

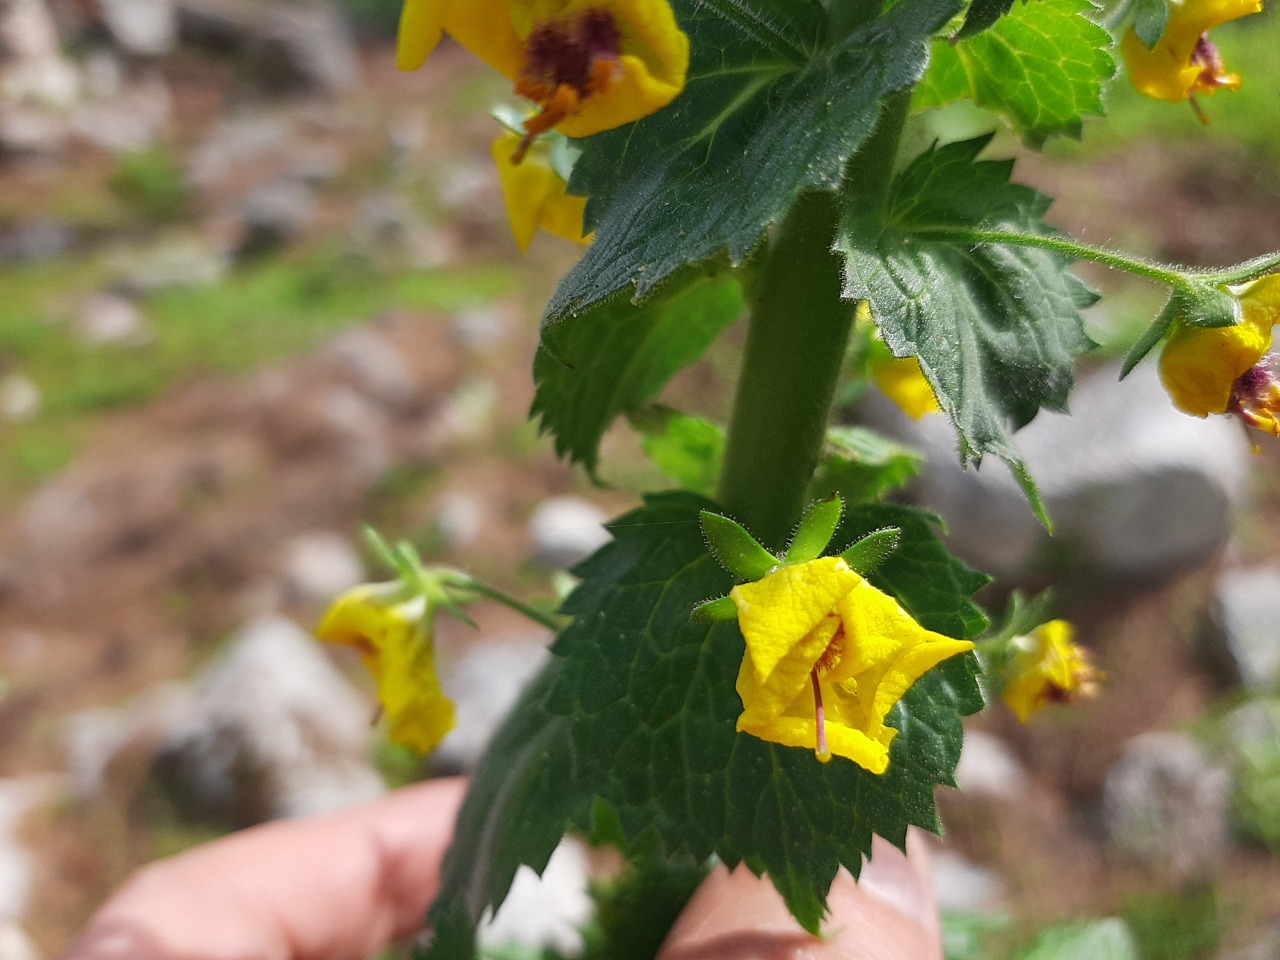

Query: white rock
[325,328,417,409]
[188,112,296,188]
[315,386,393,479]
[930,851,1005,912]
[0,375,40,423]
[279,530,365,605]
[452,305,513,349]
[0,0,80,108]
[75,293,150,346]
[155,616,384,823]
[0,922,38,960]
[96,0,178,56]
[0,776,60,923]
[1103,732,1231,881]
[69,72,170,153]
[867,362,1251,580]
[479,839,593,955]
[955,730,1027,800]
[529,496,611,570]
[1210,566,1280,690]
[431,636,550,775]
[238,178,316,254]
[426,377,498,450]
[435,492,483,549]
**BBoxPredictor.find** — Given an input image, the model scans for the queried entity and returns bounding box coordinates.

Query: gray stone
[63,683,193,800]
[929,851,1005,912]
[238,178,316,256]
[313,386,393,479]
[188,112,296,188]
[955,730,1027,800]
[1,0,80,108]
[324,328,418,409]
[422,377,498,450]
[430,636,550,775]
[0,776,60,922]
[154,616,383,825]
[435,492,483,550]
[96,0,178,56]
[253,4,360,96]
[0,219,72,262]
[1103,732,1231,881]
[0,375,40,423]
[529,496,611,570]
[0,107,66,157]
[81,50,124,100]
[1206,567,1280,690]
[279,530,365,606]
[452,304,514,349]
[865,362,1251,581]
[69,71,170,153]
[75,293,151,347]
[478,839,593,955]
[0,922,38,960]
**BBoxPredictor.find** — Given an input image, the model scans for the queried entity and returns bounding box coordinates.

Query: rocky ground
[2,2,1280,959]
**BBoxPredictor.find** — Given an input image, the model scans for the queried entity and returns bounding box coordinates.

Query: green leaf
[584,856,709,960]
[1120,294,1178,378]
[1015,919,1139,960]
[551,493,986,932]
[531,269,741,476]
[424,494,988,957]
[837,136,1096,521]
[1130,0,1170,49]
[809,425,923,503]
[631,407,725,497]
[838,527,901,574]
[915,0,1116,148]
[547,0,963,318]
[784,495,844,563]
[699,510,779,580]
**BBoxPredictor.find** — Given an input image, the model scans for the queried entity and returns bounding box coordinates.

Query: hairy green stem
[716,94,909,548]
[440,573,563,630]
[914,228,1280,290]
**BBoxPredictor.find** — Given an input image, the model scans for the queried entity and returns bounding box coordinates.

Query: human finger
[62,777,467,960]
[657,831,940,960]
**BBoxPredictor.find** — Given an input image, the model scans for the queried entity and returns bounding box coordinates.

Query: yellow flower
[871,355,941,419]
[397,0,689,155]
[730,557,974,774]
[318,583,456,754]
[1001,620,1101,723]
[1159,275,1280,438]
[1121,0,1262,105]
[493,132,592,251]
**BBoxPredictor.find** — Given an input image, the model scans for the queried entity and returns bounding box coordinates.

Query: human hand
[64,777,938,960]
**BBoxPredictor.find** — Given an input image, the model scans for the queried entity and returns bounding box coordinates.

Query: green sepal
[838,527,902,574]
[1178,282,1239,328]
[1130,0,1170,49]
[784,495,845,564]
[1120,295,1179,378]
[691,595,739,623]
[699,510,779,581]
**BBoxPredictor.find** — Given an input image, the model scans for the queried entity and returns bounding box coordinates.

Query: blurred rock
[75,293,151,347]
[431,635,550,775]
[529,496,611,570]
[422,376,498,451]
[452,304,514,349]
[0,375,40,423]
[311,385,393,479]
[0,776,59,922]
[237,177,316,257]
[279,530,364,606]
[1103,732,1231,881]
[289,142,345,185]
[189,111,296,187]
[115,237,230,292]
[0,922,38,960]
[324,327,418,409]
[96,0,177,56]
[0,107,66,157]
[478,838,593,955]
[435,491,483,549]
[1,0,79,108]
[69,71,170,153]
[64,683,192,799]
[930,851,1005,912]
[253,3,359,96]
[1202,566,1280,690]
[80,49,124,99]
[864,363,1250,581]
[154,616,383,825]
[1226,699,1280,750]
[955,730,1027,800]
[0,219,71,262]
